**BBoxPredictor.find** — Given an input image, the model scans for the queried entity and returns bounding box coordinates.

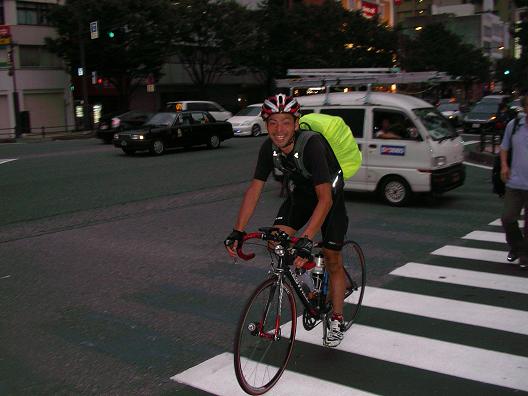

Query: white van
[296,92,466,206]
[165,101,232,121]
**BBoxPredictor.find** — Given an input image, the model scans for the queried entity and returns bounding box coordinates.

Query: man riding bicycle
[224,93,349,347]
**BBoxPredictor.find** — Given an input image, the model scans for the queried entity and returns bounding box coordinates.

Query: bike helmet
[261,94,301,120]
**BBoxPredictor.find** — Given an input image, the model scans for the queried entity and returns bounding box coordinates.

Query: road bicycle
[233,227,366,395]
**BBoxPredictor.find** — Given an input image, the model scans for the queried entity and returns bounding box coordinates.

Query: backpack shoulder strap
[291,130,317,179]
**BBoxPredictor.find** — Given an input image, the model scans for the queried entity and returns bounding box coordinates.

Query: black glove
[294,237,313,259]
[224,229,246,248]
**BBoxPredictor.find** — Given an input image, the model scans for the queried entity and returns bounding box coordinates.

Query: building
[0,0,73,138]
[341,0,395,26]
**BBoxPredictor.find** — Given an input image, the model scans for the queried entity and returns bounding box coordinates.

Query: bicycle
[233,227,366,395]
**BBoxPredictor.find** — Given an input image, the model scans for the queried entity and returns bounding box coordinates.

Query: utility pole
[9,43,21,137]
[78,20,92,131]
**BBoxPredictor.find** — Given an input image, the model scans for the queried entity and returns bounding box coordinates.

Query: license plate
[121,140,127,146]
[472,123,480,128]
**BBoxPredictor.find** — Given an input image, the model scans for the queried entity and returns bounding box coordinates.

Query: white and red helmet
[261,94,301,120]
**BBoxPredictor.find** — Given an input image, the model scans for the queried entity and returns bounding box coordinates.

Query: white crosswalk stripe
[431,245,508,263]
[172,221,528,394]
[172,352,376,396]
[462,230,506,243]
[391,262,528,294]
[489,218,525,228]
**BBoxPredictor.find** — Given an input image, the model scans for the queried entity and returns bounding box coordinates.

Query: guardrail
[0,124,91,140]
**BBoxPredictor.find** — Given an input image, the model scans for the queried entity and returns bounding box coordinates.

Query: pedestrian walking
[500,96,528,269]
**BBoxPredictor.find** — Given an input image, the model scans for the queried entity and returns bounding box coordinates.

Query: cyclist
[224,93,349,347]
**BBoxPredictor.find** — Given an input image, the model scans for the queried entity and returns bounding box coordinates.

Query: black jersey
[253,131,341,192]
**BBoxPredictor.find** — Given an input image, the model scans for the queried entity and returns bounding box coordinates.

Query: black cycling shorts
[273,189,348,251]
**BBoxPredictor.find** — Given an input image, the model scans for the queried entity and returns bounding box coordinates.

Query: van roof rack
[276,68,454,104]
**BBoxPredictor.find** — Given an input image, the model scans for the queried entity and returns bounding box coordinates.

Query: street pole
[78,21,91,131]
[9,43,21,137]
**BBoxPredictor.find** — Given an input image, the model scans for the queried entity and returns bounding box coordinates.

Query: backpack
[492,116,520,196]
[272,113,362,181]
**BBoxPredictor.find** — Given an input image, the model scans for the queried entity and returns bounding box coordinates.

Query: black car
[97,110,153,143]
[462,102,500,134]
[113,111,233,155]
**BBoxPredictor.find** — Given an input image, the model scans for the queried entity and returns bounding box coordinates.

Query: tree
[168,0,258,93]
[399,24,490,81]
[238,0,398,93]
[45,0,175,111]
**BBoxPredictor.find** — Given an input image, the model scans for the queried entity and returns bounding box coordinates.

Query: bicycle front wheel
[234,276,297,395]
[342,240,366,331]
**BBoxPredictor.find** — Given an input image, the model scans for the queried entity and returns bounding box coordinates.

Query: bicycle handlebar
[235,230,316,270]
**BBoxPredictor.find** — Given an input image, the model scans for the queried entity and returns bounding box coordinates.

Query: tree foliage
[45,0,175,109]
[399,24,490,82]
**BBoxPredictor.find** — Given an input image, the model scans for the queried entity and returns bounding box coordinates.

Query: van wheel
[380,176,412,206]
[150,139,165,155]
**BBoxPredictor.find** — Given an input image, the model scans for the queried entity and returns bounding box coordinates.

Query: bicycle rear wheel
[341,240,366,331]
[234,276,297,395]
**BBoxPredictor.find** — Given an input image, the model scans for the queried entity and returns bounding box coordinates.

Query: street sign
[90,21,98,39]
[0,25,11,45]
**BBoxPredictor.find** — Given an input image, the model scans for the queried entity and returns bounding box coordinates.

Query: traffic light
[107,31,115,38]
[97,77,103,85]
[504,69,511,75]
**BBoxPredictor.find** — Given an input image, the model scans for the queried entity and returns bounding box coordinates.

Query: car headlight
[448,115,455,119]
[489,115,496,121]
[113,133,119,140]
[130,134,145,140]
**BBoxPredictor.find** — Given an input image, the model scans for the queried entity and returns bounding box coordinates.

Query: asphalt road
[0,137,526,395]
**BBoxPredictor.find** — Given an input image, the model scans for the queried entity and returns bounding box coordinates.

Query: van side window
[373,110,419,141]
[206,103,221,112]
[319,108,365,138]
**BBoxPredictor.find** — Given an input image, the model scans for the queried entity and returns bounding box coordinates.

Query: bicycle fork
[256,276,284,341]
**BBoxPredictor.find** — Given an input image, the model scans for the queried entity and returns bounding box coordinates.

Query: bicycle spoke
[234,277,296,394]
[341,241,366,331]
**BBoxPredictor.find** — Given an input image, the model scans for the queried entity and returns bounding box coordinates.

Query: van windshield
[413,108,458,141]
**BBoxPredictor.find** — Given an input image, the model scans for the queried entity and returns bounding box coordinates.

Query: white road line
[295,324,528,392]
[390,263,528,294]
[431,245,508,263]
[462,230,506,243]
[360,287,528,335]
[0,159,17,165]
[490,218,525,228]
[462,161,492,170]
[171,352,375,396]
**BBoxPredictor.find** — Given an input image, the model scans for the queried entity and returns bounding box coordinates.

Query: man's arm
[234,179,265,232]
[302,182,333,240]
[500,148,510,183]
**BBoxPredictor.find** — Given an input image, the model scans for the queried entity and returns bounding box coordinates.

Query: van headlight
[434,156,446,167]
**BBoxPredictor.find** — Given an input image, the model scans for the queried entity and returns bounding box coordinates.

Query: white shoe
[325,317,344,347]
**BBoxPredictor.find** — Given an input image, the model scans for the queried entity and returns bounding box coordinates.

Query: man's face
[266,113,298,150]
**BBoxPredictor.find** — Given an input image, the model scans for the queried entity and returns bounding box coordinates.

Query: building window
[17,1,56,26]
[19,45,62,68]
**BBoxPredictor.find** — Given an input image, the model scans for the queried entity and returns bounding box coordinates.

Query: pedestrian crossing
[171,218,528,395]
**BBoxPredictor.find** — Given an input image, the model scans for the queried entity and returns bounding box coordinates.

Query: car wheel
[207,134,221,149]
[150,139,165,155]
[251,124,262,137]
[122,148,135,155]
[379,176,412,206]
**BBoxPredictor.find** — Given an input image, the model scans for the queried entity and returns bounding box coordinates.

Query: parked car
[113,111,233,155]
[479,94,510,104]
[165,101,232,121]
[462,102,500,133]
[96,110,153,143]
[438,103,464,126]
[228,104,267,137]
[509,98,522,113]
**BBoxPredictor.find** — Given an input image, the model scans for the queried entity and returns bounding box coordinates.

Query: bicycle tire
[341,240,366,331]
[234,276,297,395]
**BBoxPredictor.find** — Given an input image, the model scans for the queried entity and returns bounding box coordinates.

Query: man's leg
[502,188,524,261]
[324,248,345,315]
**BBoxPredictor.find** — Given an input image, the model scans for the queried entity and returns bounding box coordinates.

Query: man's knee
[323,249,342,273]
